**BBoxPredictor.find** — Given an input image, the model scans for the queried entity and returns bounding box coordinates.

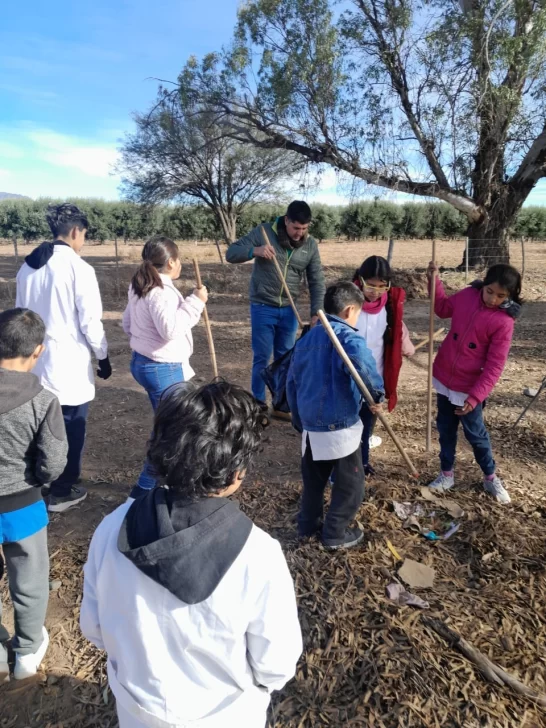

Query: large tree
[118,86,296,243]
[181,0,546,264]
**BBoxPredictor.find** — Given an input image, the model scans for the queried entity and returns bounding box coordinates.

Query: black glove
[97,357,112,380]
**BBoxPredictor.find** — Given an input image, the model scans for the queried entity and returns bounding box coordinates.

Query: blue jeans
[51,402,90,497]
[130,352,184,492]
[436,394,495,476]
[250,303,298,402]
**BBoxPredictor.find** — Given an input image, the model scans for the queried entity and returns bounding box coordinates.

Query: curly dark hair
[46,203,89,238]
[147,380,268,499]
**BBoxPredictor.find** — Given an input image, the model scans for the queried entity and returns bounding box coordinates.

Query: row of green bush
[1,198,545,244]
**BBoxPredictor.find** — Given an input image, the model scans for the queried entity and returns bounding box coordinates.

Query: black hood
[118,488,253,604]
[0,369,42,415]
[470,280,522,319]
[25,240,70,270]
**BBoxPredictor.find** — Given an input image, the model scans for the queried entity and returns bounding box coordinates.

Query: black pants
[299,436,365,541]
[50,402,89,497]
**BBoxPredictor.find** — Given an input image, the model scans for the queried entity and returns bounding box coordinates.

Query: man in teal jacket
[226,201,326,404]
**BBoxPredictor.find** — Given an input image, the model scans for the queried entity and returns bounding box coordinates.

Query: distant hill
[0,192,31,201]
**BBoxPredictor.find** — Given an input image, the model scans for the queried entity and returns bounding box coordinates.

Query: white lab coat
[16,246,108,406]
[80,502,303,728]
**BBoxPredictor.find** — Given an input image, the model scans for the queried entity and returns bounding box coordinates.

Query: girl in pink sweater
[426,263,522,504]
[122,237,207,495]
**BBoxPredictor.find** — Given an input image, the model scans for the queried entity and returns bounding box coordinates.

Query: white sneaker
[483,475,511,504]
[0,641,9,682]
[13,627,49,680]
[428,472,455,493]
[369,435,382,450]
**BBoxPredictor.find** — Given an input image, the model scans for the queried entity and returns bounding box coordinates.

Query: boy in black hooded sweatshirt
[81,381,302,728]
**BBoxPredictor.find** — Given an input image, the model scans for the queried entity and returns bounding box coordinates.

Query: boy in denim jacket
[287,281,384,550]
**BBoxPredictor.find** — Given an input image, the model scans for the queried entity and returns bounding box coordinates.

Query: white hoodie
[81,500,302,728]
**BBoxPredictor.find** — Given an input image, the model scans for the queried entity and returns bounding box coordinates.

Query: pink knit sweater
[122,275,205,375]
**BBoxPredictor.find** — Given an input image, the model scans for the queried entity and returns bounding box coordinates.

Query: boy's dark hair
[286,200,312,225]
[324,281,364,316]
[131,236,179,298]
[355,255,392,284]
[0,308,46,360]
[46,203,89,238]
[148,380,268,500]
[484,264,523,305]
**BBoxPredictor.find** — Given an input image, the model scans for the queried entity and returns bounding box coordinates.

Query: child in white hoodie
[81,380,302,728]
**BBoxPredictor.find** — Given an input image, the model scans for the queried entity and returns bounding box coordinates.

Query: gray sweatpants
[0,527,49,656]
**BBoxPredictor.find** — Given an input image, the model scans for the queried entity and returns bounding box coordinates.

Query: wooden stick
[413,327,446,352]
[422,617,546,707]
[513,375,546,427]
[192,258,218,379]
[426,240,437,451]
[317,310,419,479]
[260,226,304,328]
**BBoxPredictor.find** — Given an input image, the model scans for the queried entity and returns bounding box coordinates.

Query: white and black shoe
[48,486,88,513]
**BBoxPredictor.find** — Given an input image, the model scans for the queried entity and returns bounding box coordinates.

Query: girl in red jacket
[353,256,415,475]
[426,263,522,504]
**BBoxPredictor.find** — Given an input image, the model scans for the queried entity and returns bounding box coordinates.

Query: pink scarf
[362,292,388,314]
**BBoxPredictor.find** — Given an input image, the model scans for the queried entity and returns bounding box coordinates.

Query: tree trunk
[12,235,18,267]
[462,185,528,269]
[114,237,121,300]
[464,217,510,269]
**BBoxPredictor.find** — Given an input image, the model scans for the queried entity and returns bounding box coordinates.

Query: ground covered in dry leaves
[1,239,545,728]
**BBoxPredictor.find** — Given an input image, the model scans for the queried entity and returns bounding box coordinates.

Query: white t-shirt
[302,420,363,461]
[433,377,468,407]
[355,308,388,376]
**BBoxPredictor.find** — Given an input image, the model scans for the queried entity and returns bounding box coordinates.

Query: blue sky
[1,0,544,206]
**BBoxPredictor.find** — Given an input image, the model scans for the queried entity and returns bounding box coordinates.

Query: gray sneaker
[428,473,455,493]
[483,475,511,504]
[48,486,88,513]
[322,527,364,551]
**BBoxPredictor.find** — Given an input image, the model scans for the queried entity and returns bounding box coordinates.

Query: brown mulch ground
[1,239,545,728]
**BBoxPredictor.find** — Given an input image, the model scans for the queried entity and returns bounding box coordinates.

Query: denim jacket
[286,315,385,433]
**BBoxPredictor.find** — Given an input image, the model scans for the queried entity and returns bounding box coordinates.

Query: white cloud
[27,130,119,178]
[0,124,122,198]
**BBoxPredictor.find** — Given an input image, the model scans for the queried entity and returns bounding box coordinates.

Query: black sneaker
[42,477,82,498]
[48,486,88,513]
[322,527,364,551]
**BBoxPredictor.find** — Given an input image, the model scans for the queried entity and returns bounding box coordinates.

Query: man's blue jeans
[436,394,495,475]
[50,403,90,498]
[250,303,298,402]
[130,352,184,493]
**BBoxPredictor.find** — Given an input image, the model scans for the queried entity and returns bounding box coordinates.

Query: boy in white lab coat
[81,381,302,728]
[16,203,110,513]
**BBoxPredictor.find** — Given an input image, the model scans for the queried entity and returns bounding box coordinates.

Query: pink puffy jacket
[432,279,518,408]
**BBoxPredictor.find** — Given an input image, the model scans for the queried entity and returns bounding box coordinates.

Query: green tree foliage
[0,198,544,245]
[117,83,297,243]
[180,0,546,264]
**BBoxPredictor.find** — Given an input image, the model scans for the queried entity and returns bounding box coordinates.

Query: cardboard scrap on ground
[398,558,436,589]
[419,486,464,519]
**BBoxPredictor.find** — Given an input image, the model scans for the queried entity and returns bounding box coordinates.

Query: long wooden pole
[317,310,419,479]
[413,327,445,352]
[426,240,437,451]
[260,226,304,328]
[192,259,218,379]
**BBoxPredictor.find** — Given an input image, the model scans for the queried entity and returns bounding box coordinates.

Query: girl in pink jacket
[122,237,208,496]
[426,263,522,504]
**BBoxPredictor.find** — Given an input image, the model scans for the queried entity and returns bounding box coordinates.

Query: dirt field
[1,238,546,727]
